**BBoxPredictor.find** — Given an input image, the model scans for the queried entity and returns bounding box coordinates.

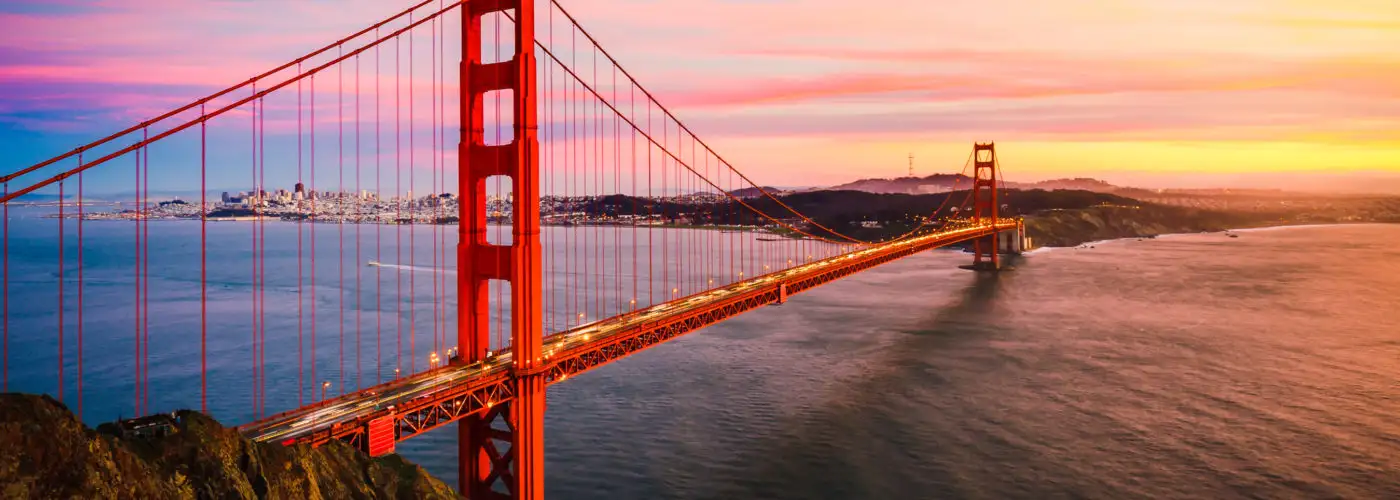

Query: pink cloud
[667,50,1400,108]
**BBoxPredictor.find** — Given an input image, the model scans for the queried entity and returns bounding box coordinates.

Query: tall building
[221,191,230,204]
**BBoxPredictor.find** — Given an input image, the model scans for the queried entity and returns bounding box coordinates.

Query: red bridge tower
[968,142,1001,271]
[459,1,544,498]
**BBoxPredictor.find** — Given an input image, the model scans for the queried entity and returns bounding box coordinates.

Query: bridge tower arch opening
[459,1,544,498]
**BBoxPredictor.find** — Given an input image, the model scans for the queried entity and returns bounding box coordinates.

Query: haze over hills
[822,174,1125,195]
[814,170,1400,196]
[727,186,789,198]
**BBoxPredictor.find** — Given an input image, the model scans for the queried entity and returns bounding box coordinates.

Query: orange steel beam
[257,223,1015,452]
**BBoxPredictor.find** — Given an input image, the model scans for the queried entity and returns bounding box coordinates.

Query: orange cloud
[675,49,1400,107]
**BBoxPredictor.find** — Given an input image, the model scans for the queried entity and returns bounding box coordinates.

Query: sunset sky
[2,0,1399,193]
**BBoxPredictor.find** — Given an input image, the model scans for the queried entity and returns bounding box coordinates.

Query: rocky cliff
[1023,205,1258,248]
[0,393,459,499]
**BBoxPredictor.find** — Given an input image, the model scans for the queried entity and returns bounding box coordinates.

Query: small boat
[367,260,383,267]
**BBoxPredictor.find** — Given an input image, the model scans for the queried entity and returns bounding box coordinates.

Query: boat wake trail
[366,261,455,274]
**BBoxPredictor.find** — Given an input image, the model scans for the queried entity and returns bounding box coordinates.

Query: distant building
[221,191,231,203]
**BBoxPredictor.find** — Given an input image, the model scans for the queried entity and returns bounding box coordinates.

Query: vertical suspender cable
[339,45,346,395]
[142,129,150,412]
[630,79,637,311]
[376,32,383,383]
[200,104,208,414]
[613,64,620,317]
[409,13,417,375]
[2,179,6,392]
[133,136,141,416]
[57,179,64,404]
[297,64,305,406]
[355,53,363,390]
[395,34,402,376]
[311,74,319,398]
[77,154,84,420]
[250,84,259,416]
[260,95,268,416]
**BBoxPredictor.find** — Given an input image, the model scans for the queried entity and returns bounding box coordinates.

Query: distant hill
[825,174,974,194]
[1024,178,1120,193]
[728,186,788,198]
[822,174,1125,195]
[9,193,69,202]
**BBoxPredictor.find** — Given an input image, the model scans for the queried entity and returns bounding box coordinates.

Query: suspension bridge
[1,1,1025,498]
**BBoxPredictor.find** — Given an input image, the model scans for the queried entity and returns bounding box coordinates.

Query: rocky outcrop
[0,393,460,500]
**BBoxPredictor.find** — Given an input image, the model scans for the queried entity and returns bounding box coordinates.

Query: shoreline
[51,215,799,236]
[37,210,1400,249]
[1022,221,1394,255]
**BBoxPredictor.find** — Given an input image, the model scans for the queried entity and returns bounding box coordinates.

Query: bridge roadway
[238,220,1018,450]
